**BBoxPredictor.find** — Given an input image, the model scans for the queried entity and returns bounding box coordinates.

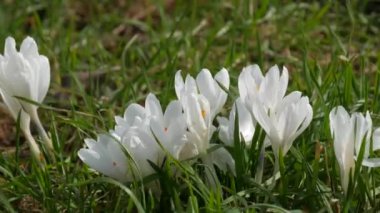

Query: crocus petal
[145,93,163,120]
[174,70,185,99]
[36,56,50,102]
[352,113,369,157]
[124,104,146,125]
[251,97,273,135]
[236,98,255,146]
[284,97,313,153]
[259,65,280,108]
[277,66,289,102]
[174,70,197,100]
[78,134,130,182]
[163,100,183,126]
[362,158,380,168]
[208,145,235,175]
[372,128,380,151]
[214,68,230,90]
[4,37,16,57]
[150,119,167,146]
[114,103,146,136]
[20,37,39,57]
[196,69,218,108]
[216,116,231,145]
[184,75,198,95]
[176,140,199,161]
[196,69,216,98]
[238,64,263,107]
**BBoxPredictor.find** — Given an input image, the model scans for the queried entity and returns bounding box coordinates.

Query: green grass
[0,0,380,212]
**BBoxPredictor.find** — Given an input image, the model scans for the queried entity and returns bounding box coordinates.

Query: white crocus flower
[78,134,131,182]
[113,93,187,160]
[175,68,229,119]
[79,94,183,182]
[330,106,380,194]
[175,69,235,178]
[78,129,162,182]
[0,36,52,160]
[252,91,313,172]
[217,98,255,147]
[239,64,288,113]
[179,92,235,175]
[113,94,164,137]
[238,65,311,173]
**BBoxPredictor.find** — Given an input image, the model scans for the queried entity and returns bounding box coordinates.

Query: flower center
[201,110,206,118]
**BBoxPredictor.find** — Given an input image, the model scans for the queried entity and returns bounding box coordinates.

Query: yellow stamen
[201,110,206,118]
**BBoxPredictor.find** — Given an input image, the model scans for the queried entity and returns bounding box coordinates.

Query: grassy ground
[0,0,380,212]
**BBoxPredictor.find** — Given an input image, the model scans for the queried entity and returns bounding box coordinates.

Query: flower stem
[254,145,265,183]
[31,109,55,160]
[23,128,45,167]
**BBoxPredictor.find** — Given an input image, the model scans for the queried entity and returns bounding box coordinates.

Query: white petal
[217,116,231,145]
[20,37,39,57]
[150,118,167,146]
[209,146,235,175]
[174,70,185,99]
[166,117,187,144]
[163,100,183,126]
[372,128,380,151]
[176,140,199,160]
[251,97,272,135]
[278,66,289,102]
[352,112,371,158]
[214,68,230,89]
[145,93,163,119]
[196,69,217,108]
[124,104,146,125]
[183,93,208,133]
[284,97,313,152]
[259,65,280,108]
[2,53,32,99]
[275,91,301,112]
[184,75,197,94]
[124,131,159,176]
[78,134,129,182]
[236,98,255,146]
[4,37,16,57]
[238,65,263,113]
[329,106,350,138]
[362,158,380,167]
[36,56,50,102]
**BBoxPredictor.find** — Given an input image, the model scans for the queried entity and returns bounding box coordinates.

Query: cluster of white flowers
[78,69,236,182]
[1,36,379,194]
[78,64,315,185]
